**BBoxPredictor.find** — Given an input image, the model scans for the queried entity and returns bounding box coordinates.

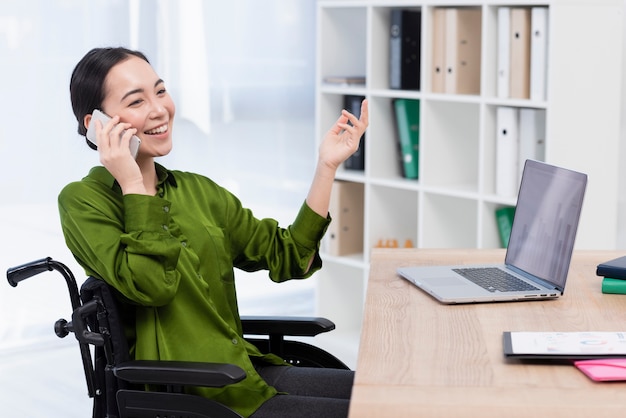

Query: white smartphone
[86,109,141,159]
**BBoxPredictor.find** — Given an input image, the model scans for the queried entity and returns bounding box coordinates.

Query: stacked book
[596,256,626,294]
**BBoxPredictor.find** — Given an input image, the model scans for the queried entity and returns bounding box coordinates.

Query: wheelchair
[7,257,349,418]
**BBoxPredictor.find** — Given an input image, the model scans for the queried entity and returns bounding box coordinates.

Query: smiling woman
[57,45,367,417]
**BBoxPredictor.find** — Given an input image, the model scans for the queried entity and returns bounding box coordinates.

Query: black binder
[596,255,626,279]
[343,95,366,171]
[389,9,421,90]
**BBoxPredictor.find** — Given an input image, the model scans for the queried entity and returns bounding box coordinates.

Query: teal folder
[601,277,626,294]
[393,99,420,179]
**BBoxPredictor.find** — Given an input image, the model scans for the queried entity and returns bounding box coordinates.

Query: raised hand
[318,99,369,171]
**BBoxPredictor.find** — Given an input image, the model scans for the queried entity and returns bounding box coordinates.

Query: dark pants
[250,365,354,418]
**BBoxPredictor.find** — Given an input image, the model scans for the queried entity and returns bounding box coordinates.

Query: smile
[145,124,168,135]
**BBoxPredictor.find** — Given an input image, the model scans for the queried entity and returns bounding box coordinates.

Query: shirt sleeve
[229,196,331,281]
[58,181,183,306]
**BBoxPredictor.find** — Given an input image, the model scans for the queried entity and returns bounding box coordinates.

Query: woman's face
[99,56,176,160]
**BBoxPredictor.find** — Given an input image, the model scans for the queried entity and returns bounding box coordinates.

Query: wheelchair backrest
[80,277,132,418]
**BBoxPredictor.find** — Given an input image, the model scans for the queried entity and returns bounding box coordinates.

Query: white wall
[617,0,626,248]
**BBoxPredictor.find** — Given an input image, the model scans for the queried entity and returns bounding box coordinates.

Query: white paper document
[508,331,626,355]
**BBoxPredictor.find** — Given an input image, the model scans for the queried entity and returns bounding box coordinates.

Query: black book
[596,255,626,279]
[343,95,365,171]
[389,9,421,90]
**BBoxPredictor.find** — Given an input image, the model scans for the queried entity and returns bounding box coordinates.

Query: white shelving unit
[314,0,625,366]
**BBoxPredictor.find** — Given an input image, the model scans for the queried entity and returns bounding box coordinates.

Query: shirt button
[163,206,170,213]
[181,241,187,248]
[162,225,169,231]
[232,338,238,345]
[159,192,164,197]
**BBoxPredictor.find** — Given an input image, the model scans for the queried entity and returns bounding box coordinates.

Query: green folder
[393,99,420,179]
[601,277,626,294]
[495,206,516,248]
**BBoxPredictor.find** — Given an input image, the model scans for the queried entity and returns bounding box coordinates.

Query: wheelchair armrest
[113,360,246,388]
[241,316,336,337]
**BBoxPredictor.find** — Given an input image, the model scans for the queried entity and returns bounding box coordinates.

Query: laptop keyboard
[452,267,540,293]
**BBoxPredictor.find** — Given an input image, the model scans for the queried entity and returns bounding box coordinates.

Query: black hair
[69,47,149,148]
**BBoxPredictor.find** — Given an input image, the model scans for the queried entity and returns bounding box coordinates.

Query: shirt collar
[87,162,177,192]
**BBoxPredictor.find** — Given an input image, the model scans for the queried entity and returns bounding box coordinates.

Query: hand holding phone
[86,109,141,159]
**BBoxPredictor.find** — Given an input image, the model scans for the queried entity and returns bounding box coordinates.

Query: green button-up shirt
[58,163,330,417]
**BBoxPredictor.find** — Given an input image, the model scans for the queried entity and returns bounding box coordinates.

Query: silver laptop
[397,160,587,304]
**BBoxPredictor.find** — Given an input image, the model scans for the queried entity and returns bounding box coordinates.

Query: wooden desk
[349,249,626,418]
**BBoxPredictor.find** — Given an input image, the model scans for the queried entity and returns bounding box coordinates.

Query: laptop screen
[504,160,587,289]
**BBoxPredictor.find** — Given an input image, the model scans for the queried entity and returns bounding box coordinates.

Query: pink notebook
[574,359,626,381]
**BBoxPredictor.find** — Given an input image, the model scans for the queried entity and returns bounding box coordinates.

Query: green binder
[495,206,516,248]
[601,277,626,294]
[393,99,420,179]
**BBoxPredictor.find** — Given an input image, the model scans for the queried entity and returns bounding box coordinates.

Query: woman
[58,47,368,417]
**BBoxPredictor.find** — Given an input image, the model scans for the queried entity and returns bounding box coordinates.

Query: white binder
[530,7,549,101]
[496,106,520,197]
[497,7,510,98]
[518,108,546,180]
